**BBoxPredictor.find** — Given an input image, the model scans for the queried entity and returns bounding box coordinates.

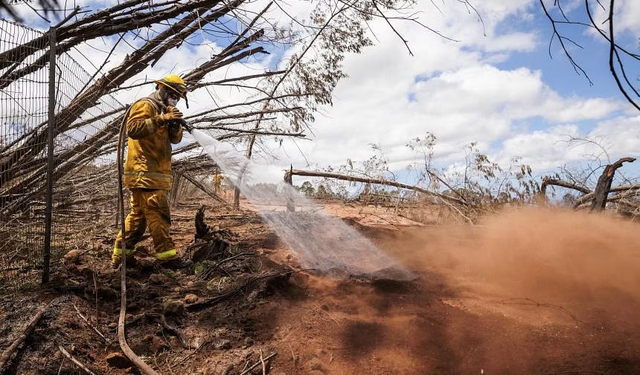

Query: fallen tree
[287,168,471,207]
[540,157,638,213]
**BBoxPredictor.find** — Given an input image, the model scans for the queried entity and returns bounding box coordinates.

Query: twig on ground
[72,303,111,344]
[92,270,99,327]
[315,305,340,326]
[165,354,176,375]
[199,252,255,280]
[239,352,277,375]
[57,358,65,375]
[288,343,297,367]
[187,271,292,311]
[146,313,192,349]
[260,349,266,375]
[173,340,211,368]
[124,313,145,327]
[0,299,52,370]
[58,345,96,375]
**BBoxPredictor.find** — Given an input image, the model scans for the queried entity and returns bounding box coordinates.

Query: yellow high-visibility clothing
[113,189,177,262]
[213,173,223,194]
[113,93,182,264]
[124,94,183,190]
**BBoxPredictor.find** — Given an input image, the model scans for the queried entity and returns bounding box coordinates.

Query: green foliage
[296,181,316,197]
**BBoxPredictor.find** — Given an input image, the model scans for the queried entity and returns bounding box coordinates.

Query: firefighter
[112,74,193,270]
[213,172,223,195]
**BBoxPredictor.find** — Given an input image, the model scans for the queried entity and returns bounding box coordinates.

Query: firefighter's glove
[155,106,183,126]
[169,119,188,133]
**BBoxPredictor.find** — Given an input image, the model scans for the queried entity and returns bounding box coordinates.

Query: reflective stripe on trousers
[113,188,177,260]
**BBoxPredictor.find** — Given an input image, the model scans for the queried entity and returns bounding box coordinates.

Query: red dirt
[1,201,639,375]
[259,205,640,375]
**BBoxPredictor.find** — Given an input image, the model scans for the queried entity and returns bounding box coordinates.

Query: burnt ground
[1,198,640,375]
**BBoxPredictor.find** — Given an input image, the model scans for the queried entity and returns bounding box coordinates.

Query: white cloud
[612,0,640,35]
[495,115,640,174]
[8,0,639,185]
[481,32,537,52]
[499,125,585,171]
[264,53,624,182]
[589,116,640,158]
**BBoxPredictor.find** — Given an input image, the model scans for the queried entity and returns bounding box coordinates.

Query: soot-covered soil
[1,198,639,375]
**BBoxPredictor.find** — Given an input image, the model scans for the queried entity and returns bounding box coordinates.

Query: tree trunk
[590,157,635,211]
[287,169,469,206]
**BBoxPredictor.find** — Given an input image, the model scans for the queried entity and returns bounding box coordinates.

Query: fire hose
[116,108,191,375]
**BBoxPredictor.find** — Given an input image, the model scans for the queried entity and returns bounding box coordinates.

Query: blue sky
[6,0,640,187]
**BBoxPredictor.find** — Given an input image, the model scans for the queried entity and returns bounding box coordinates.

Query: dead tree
[590,157,636,211]
[540,178,590,197]
[233,0,459,208]
[2,0,466,218]
[540,157,638,213]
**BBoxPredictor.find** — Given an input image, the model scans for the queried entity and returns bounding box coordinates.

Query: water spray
[189,127,415,281]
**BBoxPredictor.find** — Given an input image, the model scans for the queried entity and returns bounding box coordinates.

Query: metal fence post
[42,27,56,284]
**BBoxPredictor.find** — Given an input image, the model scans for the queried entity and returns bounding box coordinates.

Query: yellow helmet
[155,74,187,97]
[154,74,189,106]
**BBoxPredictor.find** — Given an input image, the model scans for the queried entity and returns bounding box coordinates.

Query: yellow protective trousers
[113,188,177,263]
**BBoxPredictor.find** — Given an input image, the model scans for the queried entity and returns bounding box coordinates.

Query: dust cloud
[270,207,640,374]
[390,206,640,323]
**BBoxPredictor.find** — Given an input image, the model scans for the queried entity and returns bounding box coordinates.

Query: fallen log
[540,177,591,196]
[287,169,470,206]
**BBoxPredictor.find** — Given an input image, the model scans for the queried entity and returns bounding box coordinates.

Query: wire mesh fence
[0,20,51,291]
[0,19,124,292]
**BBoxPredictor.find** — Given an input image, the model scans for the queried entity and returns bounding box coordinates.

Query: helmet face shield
[155,75,189,108]
[166,91,180,107]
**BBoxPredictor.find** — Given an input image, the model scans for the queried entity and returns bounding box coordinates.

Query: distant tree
[297,181,316,197]
[316,184,334,199]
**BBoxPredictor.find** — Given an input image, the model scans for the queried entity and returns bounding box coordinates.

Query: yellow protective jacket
[123,93,183,190]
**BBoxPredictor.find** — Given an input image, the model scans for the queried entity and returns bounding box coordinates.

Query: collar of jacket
[141,91,167,113]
